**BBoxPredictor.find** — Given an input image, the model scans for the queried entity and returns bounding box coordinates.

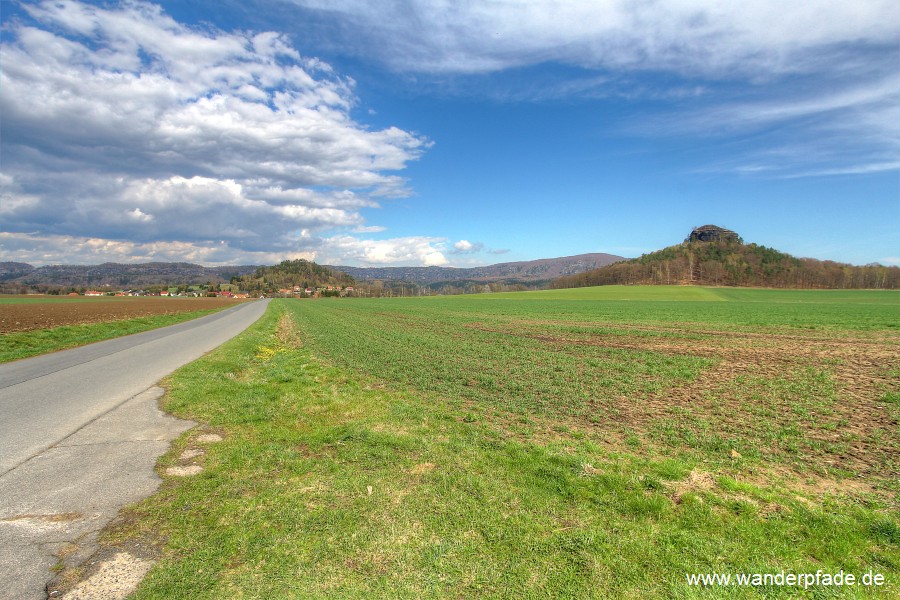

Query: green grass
[107,287,898,598]
[465,286,900,330]
[0,308,228,363]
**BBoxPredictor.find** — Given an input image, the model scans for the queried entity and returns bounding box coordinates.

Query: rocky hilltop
[685,224,741,243]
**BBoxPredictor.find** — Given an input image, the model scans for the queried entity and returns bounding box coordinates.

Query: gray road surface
[0,299,269,599]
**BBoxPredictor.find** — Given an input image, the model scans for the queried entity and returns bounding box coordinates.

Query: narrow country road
[0,299,270,599]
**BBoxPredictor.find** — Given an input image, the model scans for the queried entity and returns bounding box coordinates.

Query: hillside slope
[552,240,900,289]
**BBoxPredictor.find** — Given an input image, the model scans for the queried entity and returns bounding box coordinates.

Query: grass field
[95,286,898,598]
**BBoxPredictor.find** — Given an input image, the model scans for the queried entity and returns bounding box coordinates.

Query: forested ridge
[231,259,354,292]
[552,240,900,289]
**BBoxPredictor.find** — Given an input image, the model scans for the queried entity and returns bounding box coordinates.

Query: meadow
[96,287,898,598]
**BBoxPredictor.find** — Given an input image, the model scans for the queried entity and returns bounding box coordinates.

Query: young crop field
[103,287,899,598]
[287,287,900,479]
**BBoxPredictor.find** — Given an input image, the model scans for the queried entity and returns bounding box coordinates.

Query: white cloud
[0,0,429,264]
[281,0,899,177]
[661,75,900,136]
[0,230,458,268]
[321,235,448,266]
[284,1,898,77]
[631,70,900,178]
[451,240,484,254]
[127,208,154,223]
[0,232,314,266]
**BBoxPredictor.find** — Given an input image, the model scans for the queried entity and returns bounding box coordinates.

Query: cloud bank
[284,0,898,77]
[284,0,898,177]
[0,0,432,265]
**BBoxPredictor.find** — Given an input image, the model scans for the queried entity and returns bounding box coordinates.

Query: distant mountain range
[324,253,625,286]
[0,252,625,290]
[6,228,896,293]
[0,261,260,288]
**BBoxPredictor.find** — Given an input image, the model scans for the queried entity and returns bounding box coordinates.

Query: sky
[1,0,898,268]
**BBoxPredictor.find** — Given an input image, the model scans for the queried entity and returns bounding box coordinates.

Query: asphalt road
[0,298,270,599]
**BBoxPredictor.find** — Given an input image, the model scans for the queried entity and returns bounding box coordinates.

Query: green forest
[552,240,900,289]
[231,259,354,293]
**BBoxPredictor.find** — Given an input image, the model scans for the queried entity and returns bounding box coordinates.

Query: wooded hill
[551,238,900,290]
[231,259,354,292]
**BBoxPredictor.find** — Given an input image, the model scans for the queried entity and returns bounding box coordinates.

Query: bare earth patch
[670,468,716,504]
[165,465,204,477]
[0,297,244,333]
[59,552,152,600]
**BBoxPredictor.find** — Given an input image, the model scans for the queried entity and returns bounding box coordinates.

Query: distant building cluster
[276,285,355,297]
[74,285,250,298]
[64,282,359,298]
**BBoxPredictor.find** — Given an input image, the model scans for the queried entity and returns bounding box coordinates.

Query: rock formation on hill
[685,225,741,244]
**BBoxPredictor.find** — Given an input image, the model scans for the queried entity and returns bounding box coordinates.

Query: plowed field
[0,297,245,333]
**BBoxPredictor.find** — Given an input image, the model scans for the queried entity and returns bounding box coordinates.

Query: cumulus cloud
[0,0,429,265]
[321,235,448,266]
[450,240,484,255]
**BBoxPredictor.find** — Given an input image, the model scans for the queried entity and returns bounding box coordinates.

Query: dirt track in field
[0,297,245,333]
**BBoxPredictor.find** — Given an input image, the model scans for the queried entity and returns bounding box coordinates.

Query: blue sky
[1,0,898,267]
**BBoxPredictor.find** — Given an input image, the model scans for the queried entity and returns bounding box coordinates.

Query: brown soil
[0,297,245,333]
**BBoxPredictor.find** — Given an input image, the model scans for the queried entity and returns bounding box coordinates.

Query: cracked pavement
[0,387,194,600]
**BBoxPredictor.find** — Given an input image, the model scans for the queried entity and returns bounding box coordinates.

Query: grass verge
[0,308,229,363]
[109,296,897,598]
